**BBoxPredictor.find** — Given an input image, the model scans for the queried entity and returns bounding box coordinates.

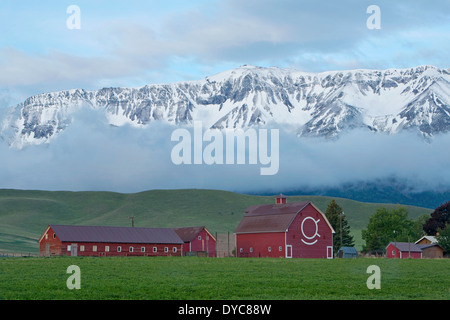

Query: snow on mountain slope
[1,65,449,148]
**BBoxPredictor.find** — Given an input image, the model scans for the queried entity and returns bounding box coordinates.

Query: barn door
[45,244,50,257]
[286,245,292,258]
[71,243,78,257]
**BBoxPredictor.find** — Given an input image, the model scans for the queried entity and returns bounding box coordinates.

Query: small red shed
[173,226,216,257]
[386,242,423,259]
[39,225,184,257]
[234,195,335,259]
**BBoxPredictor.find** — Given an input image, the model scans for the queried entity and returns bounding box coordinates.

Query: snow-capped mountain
[1,65,450,148]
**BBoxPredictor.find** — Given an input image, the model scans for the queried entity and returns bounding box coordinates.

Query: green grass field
[0,189,432,253]
[0,256,448,300]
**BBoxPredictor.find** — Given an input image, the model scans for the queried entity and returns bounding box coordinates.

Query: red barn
[173,226,216,257]
[39,225,184,257]
[234,195,335,259]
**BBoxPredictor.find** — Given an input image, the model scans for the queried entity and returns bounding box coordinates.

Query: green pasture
[0,256,448,300]
[0,189,432,253]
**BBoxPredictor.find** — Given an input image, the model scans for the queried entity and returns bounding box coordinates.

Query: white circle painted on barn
[301,217,321,245]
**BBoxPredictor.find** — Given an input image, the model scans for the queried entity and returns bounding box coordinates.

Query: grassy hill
[0,188,432,253]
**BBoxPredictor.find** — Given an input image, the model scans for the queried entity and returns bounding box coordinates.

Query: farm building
[386,242,423,259]
[337,246,358,258]
[415,236,444,258]
[234,195,335,259]
[417,243,444,259]
[173,226,216,257]
[386,239,444,259]
[415,236,437,245]
[39,225,184,257]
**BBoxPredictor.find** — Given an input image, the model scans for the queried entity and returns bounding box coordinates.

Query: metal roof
[235,201,316,234]
[415,236,438,244]
[417,243,443,250]
[49,225,184,244]
[173,226,206,242]
[338,247,358,254]
[388,242,423,252]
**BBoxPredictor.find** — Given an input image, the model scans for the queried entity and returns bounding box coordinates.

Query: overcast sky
[0,0,449,107]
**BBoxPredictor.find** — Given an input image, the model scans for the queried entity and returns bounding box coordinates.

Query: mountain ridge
[1,64,450,148]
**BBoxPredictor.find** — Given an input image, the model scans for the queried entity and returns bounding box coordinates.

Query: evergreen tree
[325,200,354,254]
[436,224,450,255]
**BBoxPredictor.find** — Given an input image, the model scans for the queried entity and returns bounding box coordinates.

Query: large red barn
[173,226,216,257]
[39,225,184,257]
[234,195,335,259]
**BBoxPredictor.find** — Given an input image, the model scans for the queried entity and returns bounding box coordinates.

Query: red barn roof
[387,242,423,252]
[234,201,335,234]
[46,225,184,244]
[173,226,217,242]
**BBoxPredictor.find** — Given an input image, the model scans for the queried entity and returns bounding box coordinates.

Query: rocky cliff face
[1,65,449,148]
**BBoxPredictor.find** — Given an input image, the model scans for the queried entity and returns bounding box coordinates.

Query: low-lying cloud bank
[1,107,449,194]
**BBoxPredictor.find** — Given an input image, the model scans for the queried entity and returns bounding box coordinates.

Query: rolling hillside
[0,189,432,253]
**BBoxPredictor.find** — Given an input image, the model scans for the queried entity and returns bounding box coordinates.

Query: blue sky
[0,0,449,107]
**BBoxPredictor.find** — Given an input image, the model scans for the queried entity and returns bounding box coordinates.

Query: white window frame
[93,245,97,252]
[117,246,122,252]
[327,246,333,259]
[129,246,134,253]
[164,247,168,253]
[153,247,157,253]
[141,247,145,252]
[286,245,292,258]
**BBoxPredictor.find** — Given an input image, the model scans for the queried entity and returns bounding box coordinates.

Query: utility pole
[129,216,135,227]
[408,235,411,258]
[393,230,397,258]
[340,211,343,249]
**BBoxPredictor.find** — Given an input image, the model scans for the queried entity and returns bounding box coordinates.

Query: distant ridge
[1,65,449,148]
[0,188,432,253]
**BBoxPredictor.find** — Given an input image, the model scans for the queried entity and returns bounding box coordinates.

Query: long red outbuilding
[39,224,215,257]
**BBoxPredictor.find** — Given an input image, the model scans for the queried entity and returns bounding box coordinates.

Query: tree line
[324,200,450,255]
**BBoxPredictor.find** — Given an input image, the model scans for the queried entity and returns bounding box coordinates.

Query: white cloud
[1,107,449,193]
[1,0,449,106]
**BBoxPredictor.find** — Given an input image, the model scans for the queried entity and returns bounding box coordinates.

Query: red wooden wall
[287,204,333,259]
[183,228,216,257]
[386,243,422,259]
[39,226,182,257]
[235,203,334,259]
[236,232,285,258]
